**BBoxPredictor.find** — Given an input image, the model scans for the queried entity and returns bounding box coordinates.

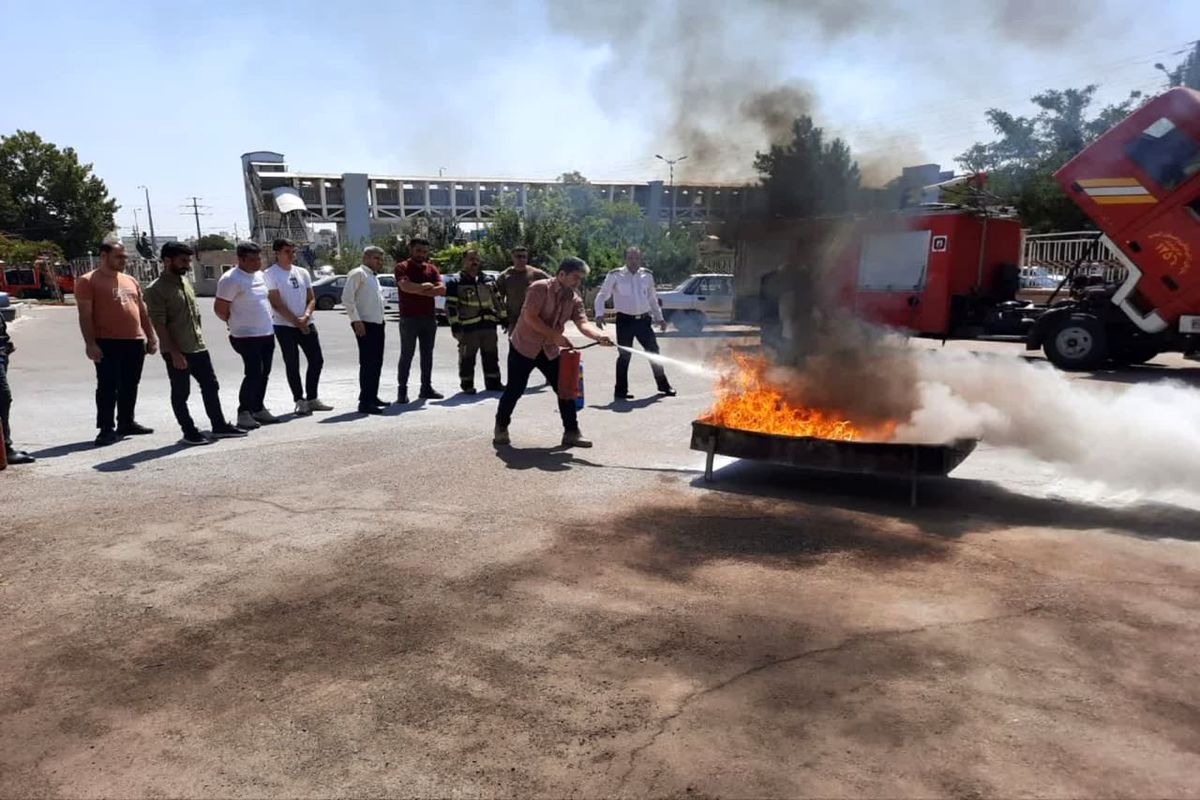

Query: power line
[180,197,212,244]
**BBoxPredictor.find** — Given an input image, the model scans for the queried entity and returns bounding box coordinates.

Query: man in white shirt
[215,242,279,429]
[593,246,675,401]
[342,246,389,415]
[263,239,332,416]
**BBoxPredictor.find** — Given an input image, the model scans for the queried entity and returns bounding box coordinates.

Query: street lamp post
[138,185,157,253]
[655,153,688,227]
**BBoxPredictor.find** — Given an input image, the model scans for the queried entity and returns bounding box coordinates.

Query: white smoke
[897,349,1200,493]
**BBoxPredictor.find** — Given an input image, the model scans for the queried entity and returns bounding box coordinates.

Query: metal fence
[69,256,163,285]
[1022,231,1128,283]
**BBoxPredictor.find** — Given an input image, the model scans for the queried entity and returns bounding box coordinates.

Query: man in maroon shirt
[394,237,447,403]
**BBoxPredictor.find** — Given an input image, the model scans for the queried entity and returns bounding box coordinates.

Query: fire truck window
[858,230,931,292]
[1124,117,1200,191]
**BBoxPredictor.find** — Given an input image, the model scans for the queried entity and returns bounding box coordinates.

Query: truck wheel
[675,311,706,335]
[316,295,336,311]
[1044,314,1107,370]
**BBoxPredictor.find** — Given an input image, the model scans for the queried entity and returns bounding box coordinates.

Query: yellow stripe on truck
[1093,194,1159,205]
[1076,177,1144,187]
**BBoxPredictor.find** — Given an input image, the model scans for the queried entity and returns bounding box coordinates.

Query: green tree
[0,131,118,258]
[0,233,64,264]
[752,116,861,219]
[196,233,234,252]
[956,85,1143,232]
[1168,41,1200,90]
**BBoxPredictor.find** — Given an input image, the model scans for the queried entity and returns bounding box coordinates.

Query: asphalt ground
[3,303,1200,798]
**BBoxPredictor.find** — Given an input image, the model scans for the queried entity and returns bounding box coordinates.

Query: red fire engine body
[738,87,1200,368]
[1027,86,1200,367]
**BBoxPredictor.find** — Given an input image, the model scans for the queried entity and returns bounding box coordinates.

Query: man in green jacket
[143,243,248,445]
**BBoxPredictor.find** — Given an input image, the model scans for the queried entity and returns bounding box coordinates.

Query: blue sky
[1,0,1195,239]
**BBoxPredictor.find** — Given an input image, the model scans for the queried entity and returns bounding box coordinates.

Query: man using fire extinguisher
[494,257,612,448]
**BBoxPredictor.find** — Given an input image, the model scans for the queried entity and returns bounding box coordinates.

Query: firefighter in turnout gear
[445,249,506,394]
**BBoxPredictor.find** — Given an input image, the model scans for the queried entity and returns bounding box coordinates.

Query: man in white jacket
[342,246,389,415]
[593,246,675,401]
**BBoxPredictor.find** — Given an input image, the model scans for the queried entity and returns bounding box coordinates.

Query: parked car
[312,273,399,311]
[312,274,348,310]
[377,274,399,308]
[656,273,734,333]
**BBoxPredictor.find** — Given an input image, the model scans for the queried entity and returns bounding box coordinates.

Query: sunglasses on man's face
[514,254,528,259]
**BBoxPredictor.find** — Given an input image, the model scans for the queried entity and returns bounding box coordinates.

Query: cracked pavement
[3,304,1200,797]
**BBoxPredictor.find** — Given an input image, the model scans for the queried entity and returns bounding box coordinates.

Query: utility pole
[138,185,157,253]
[655,153,688,227]
[182,197,211,248]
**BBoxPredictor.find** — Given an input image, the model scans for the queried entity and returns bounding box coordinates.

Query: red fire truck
[1026,86,1200,368]
[736,87,1200,370]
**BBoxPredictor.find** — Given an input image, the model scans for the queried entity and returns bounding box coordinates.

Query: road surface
[3,303,1200,798]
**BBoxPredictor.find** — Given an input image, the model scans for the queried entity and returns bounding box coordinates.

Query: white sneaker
[252,408,281,425]
[294,399,312,416]
[237,410,261,430]
[307,398,334,411]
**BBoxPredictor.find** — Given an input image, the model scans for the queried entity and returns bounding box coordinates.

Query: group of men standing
[337,241,675,448]
[68,237,334,449]
[0,238,678,462]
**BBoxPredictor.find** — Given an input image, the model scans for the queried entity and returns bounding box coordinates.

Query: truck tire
[675,310,706,335]
[1044,314,1107,370]
[316,295,336,311]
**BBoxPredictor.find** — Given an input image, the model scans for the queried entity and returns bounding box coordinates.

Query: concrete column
[342,173,370,245]
[647,180,664,223]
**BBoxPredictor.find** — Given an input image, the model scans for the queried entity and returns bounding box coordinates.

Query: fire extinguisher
[557,342,599,409]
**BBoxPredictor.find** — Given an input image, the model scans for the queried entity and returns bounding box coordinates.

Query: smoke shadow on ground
[696,460,1200,543]
[92,442,192,472]
[575,492,949,583]
[10,486,1200,797]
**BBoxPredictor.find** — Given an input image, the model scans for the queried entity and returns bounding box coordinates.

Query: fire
[701,354,895,441]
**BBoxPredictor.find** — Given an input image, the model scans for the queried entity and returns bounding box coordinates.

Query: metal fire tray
[691,420,978,506]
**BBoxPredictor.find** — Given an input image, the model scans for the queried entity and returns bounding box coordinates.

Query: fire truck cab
[1029,87,1200,367]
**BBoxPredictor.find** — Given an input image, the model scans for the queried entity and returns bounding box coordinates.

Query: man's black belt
[615,312,652,321]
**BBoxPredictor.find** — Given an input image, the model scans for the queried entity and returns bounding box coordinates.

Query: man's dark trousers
[614,312,669,394]
[95,338,146,432]
[164,350,226,435]
[398,316,437,392]
[496,348,578,432]
[229,335,275,413]
[274,324,324,402]
[0,350,12,451]
[355,322,386,407]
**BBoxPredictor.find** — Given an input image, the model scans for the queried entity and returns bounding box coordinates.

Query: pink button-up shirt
[509,278,587,359]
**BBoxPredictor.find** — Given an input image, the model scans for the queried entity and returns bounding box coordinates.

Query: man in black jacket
[445,249,506,394]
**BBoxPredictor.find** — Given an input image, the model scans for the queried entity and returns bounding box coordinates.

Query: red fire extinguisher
[557,342,599,410]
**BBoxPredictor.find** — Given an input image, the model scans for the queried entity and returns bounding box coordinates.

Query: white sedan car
[655,273,735,334]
